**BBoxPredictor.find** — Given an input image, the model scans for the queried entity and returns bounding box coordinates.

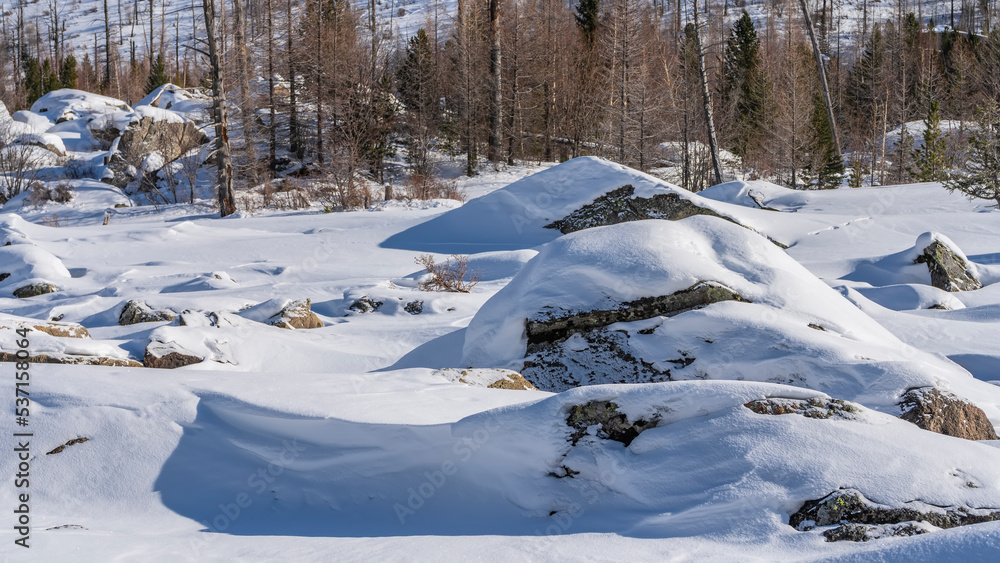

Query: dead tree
[488,0,502,162]
[692,0,723,186]
[799,0,842,161]
[203,0,236,216]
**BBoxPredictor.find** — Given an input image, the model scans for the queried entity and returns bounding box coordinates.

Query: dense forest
[1,0,999,208]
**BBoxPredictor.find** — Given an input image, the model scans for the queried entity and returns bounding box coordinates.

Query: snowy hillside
[2,103,1000,563]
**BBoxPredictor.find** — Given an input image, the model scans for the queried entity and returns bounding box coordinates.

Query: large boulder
[118,106,208,164]
[143,343,203,369]
[267,299,323,329]
[0,314,90,338]
[914,233,982,292]
[30,89,132,124]
[899,387,998,440]
[118,300,178,325]
[460,218,1000,422]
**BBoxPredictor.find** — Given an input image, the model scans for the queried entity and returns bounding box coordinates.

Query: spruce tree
[911,100,950,181]
[23,57,43,104]
[946,100,1000,207]
[810,91,844,187]
[722,12,769,161]
[145,54,169,95]
[60,55,78,89]
[575,0,599,46]
[42,60,61,95]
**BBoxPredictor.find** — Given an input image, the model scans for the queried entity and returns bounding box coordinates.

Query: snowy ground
[1,144,1000,560]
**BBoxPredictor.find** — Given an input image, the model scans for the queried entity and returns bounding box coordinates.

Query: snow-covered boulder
[382,157,773,251]
[0,321,138,366]
[239,298,324,329]
[460,217,1000,421]
[30,89,132,124]
[914,232,982,292]
[14,131,66,157]
[0,243,71,297]
[118,106,208,164]
[0,313,90,338]
[118,300,178,325]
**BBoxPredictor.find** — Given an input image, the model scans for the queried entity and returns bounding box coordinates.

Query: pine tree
[575,0,599,47]
[810,90,844,187]
[145,54,169,95]
[23,57,43,104]
[721,12,769,162]
[397,28,438,176]
[42,60,61,94]
[946,100,1000,207]
[60,55,78,89]
[911,100,950,181]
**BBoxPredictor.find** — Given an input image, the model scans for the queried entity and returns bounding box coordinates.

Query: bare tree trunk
[488,0,502,162]
[203,0,236,216]
[232,0,258,184]
[104,0,112,85]
[800,0,843,162]
[287,0,300,158]
[693,0,723,186]
[316,0,324,165]
[267,0,276,169]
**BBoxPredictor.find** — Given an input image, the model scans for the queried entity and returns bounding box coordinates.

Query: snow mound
[449,381,1000,539]
[461,218,1000,412]
[382,157,762,251]
[0,243,72,293]
[30,89,132,123]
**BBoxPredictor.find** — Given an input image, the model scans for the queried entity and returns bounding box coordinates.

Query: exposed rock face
[526,282,744,345]
[521,283,743,391]
[899,387,998,441]
[118,300,178,325]
[117,115,208,164]
[543,184,789,248]
[915,240,982,292]
[142,345,203,369]
[566,400,657,446]
[268,299,323,329]
[348,296,383,314]
[789,488,1000,542]
[744,397,861,420]
[545,185,727,234]
[0,352,141,367]
[13,283,59,298]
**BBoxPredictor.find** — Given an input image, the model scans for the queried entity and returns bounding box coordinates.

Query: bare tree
[202,0,236,216]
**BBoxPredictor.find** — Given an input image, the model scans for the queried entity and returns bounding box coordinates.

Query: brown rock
[143,349,203,369]
[0,352,141,367]
[899,387,998,441]
[486,372,538,390]
[0,316,90,338]
[268,298,323,329]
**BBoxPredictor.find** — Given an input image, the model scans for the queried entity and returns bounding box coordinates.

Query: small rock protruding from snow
[913,232,982,292]
[435,368,538,390]
[267,299,324,330]
[348,296,384,314]
[143,342,203,369]
[0,313,91,338]
[118,300,178,325]
[566,400,658,446]
[898,387,998,441]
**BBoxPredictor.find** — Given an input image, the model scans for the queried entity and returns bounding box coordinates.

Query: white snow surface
[2,156,1000,560]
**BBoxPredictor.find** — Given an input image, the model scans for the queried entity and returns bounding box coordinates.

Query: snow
[2,151,1000,560]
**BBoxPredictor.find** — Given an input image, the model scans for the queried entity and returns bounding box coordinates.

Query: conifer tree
[810,90,844,187]
[575,0,599,47]
[145,54,169,95]
[911,100,950,181]
[721,12,769,161]
[42,60,61,94]
[60,55,78,89]
[946,100,1000,207]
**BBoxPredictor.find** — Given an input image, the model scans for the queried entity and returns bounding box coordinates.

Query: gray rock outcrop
[915,239,982,292]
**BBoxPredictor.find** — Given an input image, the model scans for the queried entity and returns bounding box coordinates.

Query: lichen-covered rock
[899,387,998,441]
[348,296,383,314]
[526,282,744,345]
[821,521,932,542]
[544,185,724,234]
[915,238,982,292]
[789,488,1000,542]
[0,352,141,367]
[268,298,323,329]
[13,282,59,298]
[744,397,861,420]
[566,400,657,446]
[118,300,178,325]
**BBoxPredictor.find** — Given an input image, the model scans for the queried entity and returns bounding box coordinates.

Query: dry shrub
[416,254,481,293]
[40,214,62,227]
[25,182,73,206]
[403,173,464,201]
